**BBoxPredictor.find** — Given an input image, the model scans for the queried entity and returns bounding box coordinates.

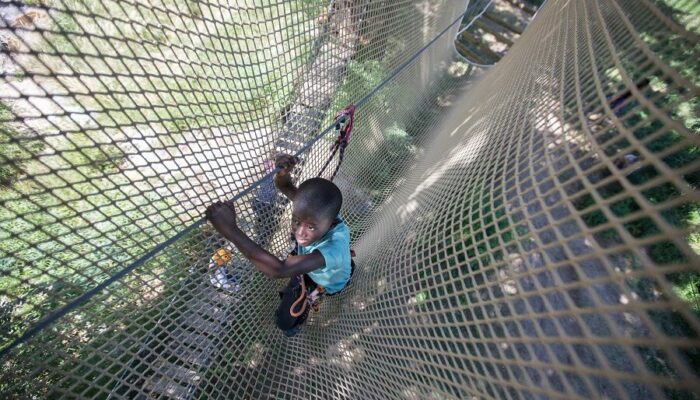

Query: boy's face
[291,203,334,247]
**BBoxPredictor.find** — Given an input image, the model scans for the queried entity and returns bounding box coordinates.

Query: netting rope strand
[0,4,475,360]
[4,1,698,397]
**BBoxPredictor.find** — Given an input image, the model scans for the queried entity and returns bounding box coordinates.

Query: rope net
[1,0,699,398]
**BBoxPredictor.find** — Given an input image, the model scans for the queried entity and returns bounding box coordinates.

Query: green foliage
[326,59,417,205]
[579,18,700,377]
[11,0,315,137]
[671,272,700,311]
[0,103,45,186]
[0,178,179,345]
[654,0,700,34]
[330,60,390,111]
[0,0,324,395]
[359,123,416,202]
[0,217,208,397]
[576,62,700,308]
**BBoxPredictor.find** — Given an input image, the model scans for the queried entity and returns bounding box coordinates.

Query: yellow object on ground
[212,248,232,266]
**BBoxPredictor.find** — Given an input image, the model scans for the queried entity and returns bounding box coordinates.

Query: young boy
[206,154,352,336]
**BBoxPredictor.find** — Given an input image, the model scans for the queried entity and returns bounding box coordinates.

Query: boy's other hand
[206,200,237,233]
[275,154,298,177]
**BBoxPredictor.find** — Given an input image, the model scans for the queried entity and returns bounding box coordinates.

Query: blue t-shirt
[298,216,351,294]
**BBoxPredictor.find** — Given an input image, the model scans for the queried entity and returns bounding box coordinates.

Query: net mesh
[1,0,699,398]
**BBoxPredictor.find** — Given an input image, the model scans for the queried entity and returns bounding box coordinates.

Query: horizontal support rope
[0,6,472,359]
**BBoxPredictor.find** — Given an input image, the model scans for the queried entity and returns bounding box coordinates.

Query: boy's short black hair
[296,178,342,221]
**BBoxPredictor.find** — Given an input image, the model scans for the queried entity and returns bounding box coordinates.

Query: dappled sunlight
[327,337,365,370]
[1,0,699,399]
[447,61,470,77]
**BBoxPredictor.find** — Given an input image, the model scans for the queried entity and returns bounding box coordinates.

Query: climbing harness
[285,246,321,318]
[317,104,355,181]
[289,250,357,318]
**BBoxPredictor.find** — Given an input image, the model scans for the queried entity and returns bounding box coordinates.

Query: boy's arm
[273,154,298,201]
[206,201,323,278]
[274,171,297,201]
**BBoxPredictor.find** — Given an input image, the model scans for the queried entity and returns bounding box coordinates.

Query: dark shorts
[275,260,355,331]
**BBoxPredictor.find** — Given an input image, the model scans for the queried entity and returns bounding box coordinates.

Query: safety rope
[317,105,356,181]
[0,6,476,359]
[288,251,327,318]
[289,276,326,317]
[289,276,315,318]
